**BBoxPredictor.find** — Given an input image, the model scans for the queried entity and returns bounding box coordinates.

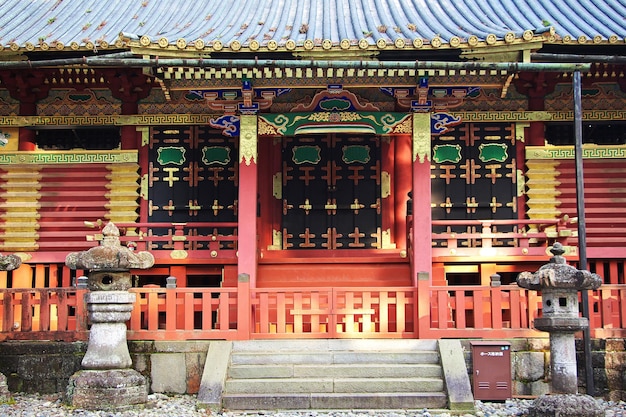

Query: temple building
[0,0,624,342]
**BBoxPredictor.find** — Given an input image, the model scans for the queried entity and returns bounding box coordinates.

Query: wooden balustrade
[409,217,575,258]
[0,259,625,341]
[0,288,88,341]
[250,287,417,339]
[87,221,239,259]
[588,285,626,338]
[417,282,546,339]
[127,286,240,340]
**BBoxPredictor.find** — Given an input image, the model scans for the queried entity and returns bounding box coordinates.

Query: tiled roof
[0,0,624,55]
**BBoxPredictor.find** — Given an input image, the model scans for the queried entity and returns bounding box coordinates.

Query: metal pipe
[0,56,591,72]
[533,52,626,64]
[574,70,594,396]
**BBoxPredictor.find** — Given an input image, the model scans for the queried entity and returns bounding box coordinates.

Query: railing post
[237,273,251,340]
[417,272,431,338]
[165,277,177,331]
[2,291,12,332]
[491,273,503,329]
[75,287,89,334]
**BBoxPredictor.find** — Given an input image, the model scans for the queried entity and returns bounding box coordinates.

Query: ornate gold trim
[381,229,396,249]
[412,113,431,163]
[268,229,282,250]
[170,250,188,259]
[451,110,626,123]
[381,171,391,198]
[0,151,138,165]
[239,115,257,165]
[137,126,150,147]
[515,122,528,143]
[526,145,626,160]
[272,172,282,199]
[1,110,624,128]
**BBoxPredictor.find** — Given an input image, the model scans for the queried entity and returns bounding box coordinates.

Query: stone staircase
[204,339,472,411]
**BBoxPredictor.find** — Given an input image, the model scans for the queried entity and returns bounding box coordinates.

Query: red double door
[281,134,382,250]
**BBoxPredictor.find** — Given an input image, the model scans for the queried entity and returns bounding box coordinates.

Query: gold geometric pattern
[0,151,137,165]
[450,110,626,123]
[1,110,624,128]
[526,145,626,160]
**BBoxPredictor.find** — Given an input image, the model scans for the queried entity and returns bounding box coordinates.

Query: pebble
[0,394,624,417]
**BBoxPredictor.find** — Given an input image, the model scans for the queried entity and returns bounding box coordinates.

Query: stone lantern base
[66,369,147,410]
[528,393,604,417]
[0,373,10,401]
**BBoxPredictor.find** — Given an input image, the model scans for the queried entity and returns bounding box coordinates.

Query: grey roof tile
[0,0,623,53]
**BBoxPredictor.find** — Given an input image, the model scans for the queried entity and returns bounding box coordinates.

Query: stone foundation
[0,338,624,399]
[66,369,147,410]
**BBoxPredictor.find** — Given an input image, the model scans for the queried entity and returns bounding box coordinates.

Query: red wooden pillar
[394,134,412,249]
[514,72,559,146]
[411,113,432,286]
[9,73,49,151]
[237,273,251,339]
[238,115,258,288]
[18,94,37,151]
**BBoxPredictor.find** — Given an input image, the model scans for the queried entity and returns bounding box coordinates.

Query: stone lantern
[0,253,21,400]
[65,222,154,410]
[517,242,603,417]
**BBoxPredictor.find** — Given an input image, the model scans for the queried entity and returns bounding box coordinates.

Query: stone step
[231,339,438,352]
[225,377,444,394]
[228,363,443,379]
[230,350,440,365]
[199,339,474,412]
[222,392,449,411]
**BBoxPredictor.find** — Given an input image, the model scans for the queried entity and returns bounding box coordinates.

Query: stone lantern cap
[517,242,601,291]
[65,222,154,272]
[0,253,21,271]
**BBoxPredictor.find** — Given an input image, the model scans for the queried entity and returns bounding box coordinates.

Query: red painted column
[238,115,258,288]
[394,134,412,250]
[411,113,432,286]
[18,94,38,151]
[18,129,36,151]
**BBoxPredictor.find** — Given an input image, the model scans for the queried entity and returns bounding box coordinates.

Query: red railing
[0,256,624,341]
[0,283,625,340]
[423,217,575,258]
[589,284,626,338]
[0,288,89,341]
[87,221,239,260]
[250,287,417,339]
[417,282,545,339]
[127,286,240,340]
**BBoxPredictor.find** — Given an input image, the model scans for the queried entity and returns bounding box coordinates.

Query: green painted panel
[157,146,186,165]
[202,146,231,165]
[433,144,462,163]
[292,145,321,164]
[479,143,508,162]
[342,145,370,164]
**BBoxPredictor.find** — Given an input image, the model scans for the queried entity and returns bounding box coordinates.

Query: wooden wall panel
[525,156,626,247]
[0,162,140,252]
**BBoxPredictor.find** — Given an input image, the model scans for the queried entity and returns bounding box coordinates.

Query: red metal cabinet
[470,341,512,400]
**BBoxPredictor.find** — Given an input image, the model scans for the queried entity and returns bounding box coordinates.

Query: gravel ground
[0,393,624,417]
